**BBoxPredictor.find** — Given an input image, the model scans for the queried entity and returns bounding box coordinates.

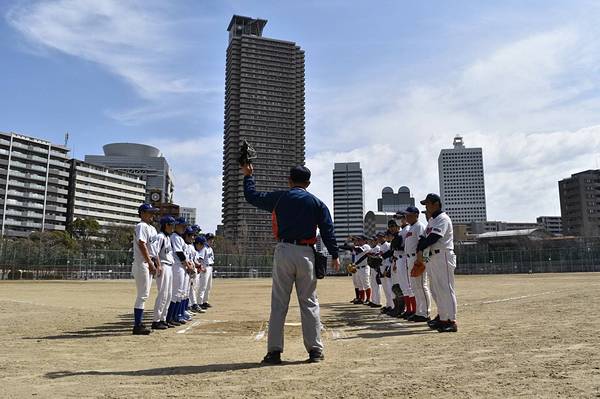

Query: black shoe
[161,321,174,328]
[204,303,212,308]
[368,302,382,308]
[151,321,167,330]
[380,307,391,314]
[132,324,152,335]
[362,301,371,306]
[261,351,282,365]
[410,315,430,323]
[350,298,359,304]
[168,320,181,326]
[400,311,414,320]
[307,350,324,363]
[437,321,458,333]
[200,303,209,310]
[428,315,441,330]
[177,319,187,325]
[190,304,200,312]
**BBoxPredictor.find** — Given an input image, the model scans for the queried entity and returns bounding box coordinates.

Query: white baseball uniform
[368,244,382,305]
[192,245,208,306]
[132,221,158,310]
[425,212,457,321]
[170,233,187,303]
[395,225,413,297]
[378,241,394,309]
[405,220,431,317]
[198,245,214,305]
[355,244,371,290]
[152,232,174,323]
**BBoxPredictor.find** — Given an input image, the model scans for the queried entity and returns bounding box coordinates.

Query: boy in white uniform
[353,236,372,303]
[167,217,190,326]
[417,194,458,333]
[191,235,207,313]
[132,203,160,335]
[151,215,176,330]
[366,236,382,307]
[181,227,197,321]
[404,206,431,322]
[198,233,216,309]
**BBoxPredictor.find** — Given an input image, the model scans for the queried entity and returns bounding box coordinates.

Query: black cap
[405,206,420,214]
[388,219,398,227]
[290,165,311,183]
[420,193,441,205]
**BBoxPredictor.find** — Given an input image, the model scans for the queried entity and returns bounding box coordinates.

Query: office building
[468,221,541,235]
[221,15,306,254]
[536,216,562,236]
[559,170,600,237]
[364,211,395,237]
[438,135,487,223]
[85,143,174,204]
[377,186,415,212]
[180,207,197,225]
[333,162,364,244]
[66,160,146,230]
[0,132,70,237]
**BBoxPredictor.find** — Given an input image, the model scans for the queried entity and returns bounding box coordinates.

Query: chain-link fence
[2,238,600,280]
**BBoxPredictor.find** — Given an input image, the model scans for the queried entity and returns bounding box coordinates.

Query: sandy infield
[1,273,599,398]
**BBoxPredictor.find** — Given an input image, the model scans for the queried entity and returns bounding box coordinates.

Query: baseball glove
[410,260,426,277]
[346,263,357,274]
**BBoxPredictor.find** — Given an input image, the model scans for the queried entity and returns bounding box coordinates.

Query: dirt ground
[1,273,599,398]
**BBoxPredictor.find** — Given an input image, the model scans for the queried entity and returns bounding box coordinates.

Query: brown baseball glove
[346,263,357,274]
[410,260,426,277]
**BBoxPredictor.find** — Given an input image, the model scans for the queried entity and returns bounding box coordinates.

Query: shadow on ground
[45,361,308,379]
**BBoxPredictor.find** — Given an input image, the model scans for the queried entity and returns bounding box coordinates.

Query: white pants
[153,265,173,322]
[172,263,186,302]
[356,266,370,290]
[190,272,201,305]
[198,266,213,304]
[183,273,190,300]
[132,262,152,309]
[391,258,400,286]
[398,257,414,297]
[428,250,457,321]
[381,265,394,308]
[407,257,432,317]
[352,271,360,289]
[368,268,381,304]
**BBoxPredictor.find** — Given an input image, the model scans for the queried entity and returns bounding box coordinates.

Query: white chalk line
[461,290,563,307]
[253,321,266,341]
[176,320,201,334]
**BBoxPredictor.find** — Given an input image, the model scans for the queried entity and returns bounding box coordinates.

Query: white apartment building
[438,136,487,224]
[333,162,364,245]
[0,132,70,237]
[67,160,146,229]
[180,207,197,225]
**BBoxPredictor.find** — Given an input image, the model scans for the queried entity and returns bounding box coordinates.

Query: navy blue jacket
[243,176,339,259]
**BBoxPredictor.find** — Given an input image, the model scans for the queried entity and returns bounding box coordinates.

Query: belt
[406,253,416,258]
[432,249,453,254]
[357,265,367,269]
[278,239,312,247]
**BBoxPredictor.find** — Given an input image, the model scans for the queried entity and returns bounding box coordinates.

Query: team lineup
[129,173,457,359]
[341,193,458,333]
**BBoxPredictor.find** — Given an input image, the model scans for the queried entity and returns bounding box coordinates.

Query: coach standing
[241,163,340,364]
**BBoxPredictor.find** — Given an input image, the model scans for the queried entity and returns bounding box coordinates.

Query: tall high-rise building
[0,132,70,237]
[438,136,487,224]
[559,170,600,237]
[377,186,415,212]
[85,143,174,203]
[221,15,305,255]
[333,162,364,245]
[180,207,197,225]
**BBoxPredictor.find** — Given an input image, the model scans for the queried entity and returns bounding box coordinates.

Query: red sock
[403,296,410,312]
[410,296,417,313]
[365,288,372,302]
[359,290,365,301]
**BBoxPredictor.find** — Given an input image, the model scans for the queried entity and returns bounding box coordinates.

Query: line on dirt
[254,322,266,341]
[176,320,201,334]
[461,290,562,307]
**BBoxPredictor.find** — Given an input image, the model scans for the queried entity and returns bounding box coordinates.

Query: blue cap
[160,215,176,225]
[195,235,207,244]
[184,227,195,235]
[191,224,201,233]
[420,193,441,205]
[175,217,188,225]
[138,203,159,213]
[405,206,420,214]
[205,233,215,240]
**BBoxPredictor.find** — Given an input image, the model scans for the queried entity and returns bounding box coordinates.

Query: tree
[103,224,135,251]
[70,218,101,256]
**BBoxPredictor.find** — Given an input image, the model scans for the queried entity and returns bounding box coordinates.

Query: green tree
[103,224,134,251]
[70,218,101,256]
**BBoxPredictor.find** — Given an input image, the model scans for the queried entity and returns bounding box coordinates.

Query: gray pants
[268,243,323,354]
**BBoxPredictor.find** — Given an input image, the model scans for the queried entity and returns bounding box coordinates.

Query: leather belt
[406,253,416,258]
[278,239,312,247]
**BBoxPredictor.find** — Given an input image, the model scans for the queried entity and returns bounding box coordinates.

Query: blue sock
[166,302,176,322]
[184,299,189,311]
[176,301,182,320]
[134,308,143,327]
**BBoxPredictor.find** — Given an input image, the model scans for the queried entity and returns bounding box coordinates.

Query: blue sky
[2,0,600,233]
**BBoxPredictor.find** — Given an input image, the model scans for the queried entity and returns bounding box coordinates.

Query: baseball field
[1,273,599,398]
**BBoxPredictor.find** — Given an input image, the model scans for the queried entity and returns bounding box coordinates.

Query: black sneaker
[177,319,187,325]
[261,351,282,365]
[169,320,181,326]
[161,321,174,328]
[410,315,430,323]
[203,303,212,308]
[132,324,152,335]
[151,321,167,330]
[437,321,458,333]
[200,303,209,310]
[428,315,441,330]
[368,302,382,308]
[307,350,324,363]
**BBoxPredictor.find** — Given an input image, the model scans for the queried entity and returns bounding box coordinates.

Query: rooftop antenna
[64,132,69,147]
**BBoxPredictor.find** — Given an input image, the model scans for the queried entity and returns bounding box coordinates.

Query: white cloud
[305,23,600,225]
